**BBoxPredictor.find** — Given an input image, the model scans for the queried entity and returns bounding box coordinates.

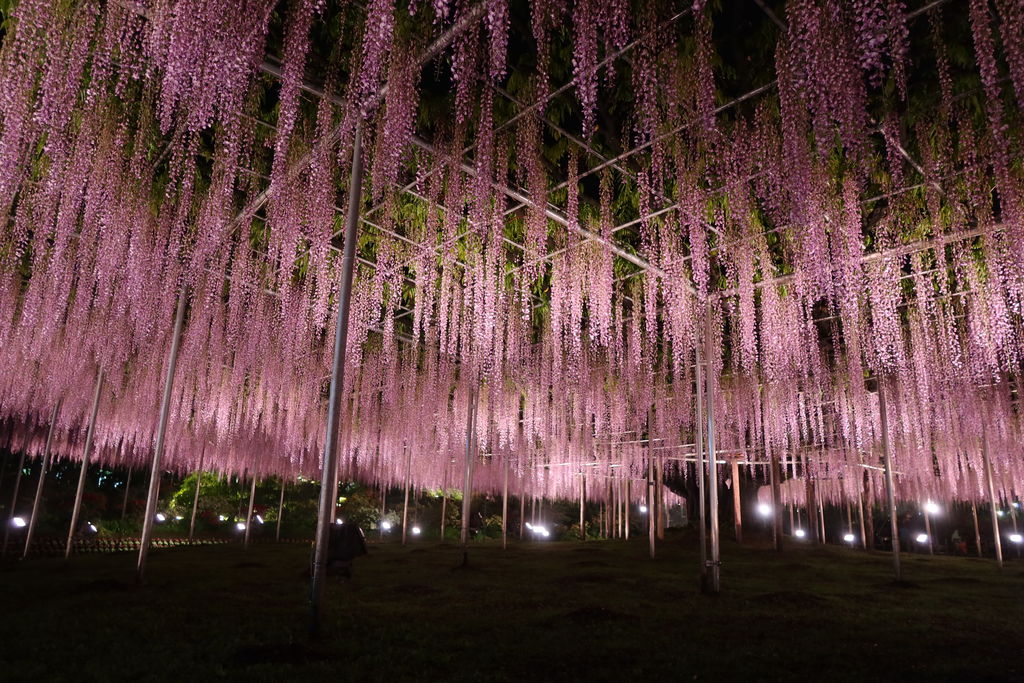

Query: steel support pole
[439,487,446,540]
[65,370,104,559]
[971,500,983,557]
[2,451,26,557]
[625,479,631,540]
[519,491,525,539]
[460,385,477,565]
[309,123,364,636]
[647,451,655,558]
[857,485,867,550]
[401,444,411,546]
[121,467,132,521]
[501,456,509,549]
[188,447,205,543]
[981,428,1003,568]
[579,471,586,542]
[695,346,708,578]
[24,402,61,559]
[276,481,286,541]
[136,289,187,581]
[704,311,721,593]
[731,459,742,544]
[877,379,901,581]
[244,474,257,549]
[770,450,783,551]
[923,506,933,555]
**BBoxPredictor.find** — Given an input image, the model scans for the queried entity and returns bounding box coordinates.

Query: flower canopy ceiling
[0,0,1022,506]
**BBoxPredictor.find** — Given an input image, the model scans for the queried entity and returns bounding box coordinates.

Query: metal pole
[695,345,708,579]
[65,370,104,560]
[276,480,286,541]
[24,401,61,559]
[121,467,132,521]
[137,288,187,582]
[981,428,1003,568]
[971,500,983,557]
[519,489,525,539]
[188,447,205,543]
[923,505,933,555]
[310,123,364,636]
[704,310,721,593]
[625,479,631,540]
[770,450,783,551]
[647,449,655,559]
[877,379,901,581]
[501,456,509,549]
[857,486,867,550]
[731,459,742,544]
[439,485,446,540]
[244,474,257,549]
[579,471,586,542]
[460,384,477,565]
[2,451,26,557]
[401,444,411,546]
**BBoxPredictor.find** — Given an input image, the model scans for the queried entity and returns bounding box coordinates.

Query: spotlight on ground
[639,505,648,514]
[11,516,26,528]
[255,515,264,524]
[843,533,855,543]
[924,501,940,515]
[175,515,183,520]
[87,523,98,533]
[1009,533,1023,544]
[334,518,343,525]
[915,533,928,543]
[155,513,166,523]
[757,503,771,517]
[381,520,392,531]
[411,526,421,535]
[794,528,806,538]
[235,522,246,531]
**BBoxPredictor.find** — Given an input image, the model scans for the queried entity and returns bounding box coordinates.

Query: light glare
[843,533,855,543]
[1009,533,1023,544]
[411,526,421,535]
[12,516,27,528]
[639,505,648,514]
[757,503,771,517]
[915,533,928,543]
[794,528,806,538]
[155,513,166,522]
[924,501,940,515]
[235,522,246,531]
[381,520,392,531]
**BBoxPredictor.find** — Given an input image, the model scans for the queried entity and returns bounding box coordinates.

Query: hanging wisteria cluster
[0,0,1023,512]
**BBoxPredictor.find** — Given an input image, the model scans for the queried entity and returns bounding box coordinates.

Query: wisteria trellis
[0,0,1022,511]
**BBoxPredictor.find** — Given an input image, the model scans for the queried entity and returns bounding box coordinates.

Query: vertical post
[857,486,867,550]
[137,287,188,582]
[864,472,875,550]
[647,452,655,559]
[460,384,477,565]
[770,450,783,551]
[401,443,411,546]
[695,345,708,580]
[276,480,286,541]
[981,428,1003,568]
[2,451,26,557]
[381,484,388,540]
[971,500,983,557]
[731,458,742,544]
[618,481,626,540]
[439,483,446,541]
[188,447,205,543]
[121,467,132,521]
[518,490,525,539]
[805,466,820,544]
[310,123,364,636]
[818,498,826,543]
[656,455,665,540]
[244,474,257,549]
[923,506,933,555]
[877,379,901,582]
[501,456,509,549]
[24,402,61,559]
[579,471,586,541]
[65,370,104,560]
[704,309,721,593]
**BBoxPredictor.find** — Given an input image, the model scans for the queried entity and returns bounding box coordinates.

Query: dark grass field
[1,532,1022,682]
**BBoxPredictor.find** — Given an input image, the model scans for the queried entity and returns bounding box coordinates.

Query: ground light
[334,518,343,525]
[1010,533,1023,544]
[411,526,421,535]
[843,533,855,543]
[235,522,246,531]
[915,533,928,543]
[155,513,166,522]
[175,515,183,520]
[924,501,940,515]
[794,529,806,538]
[381,520,392,531]
[757,503,771,517]
[87,523,98,533]
[255,515,264,524]
[11,516,26,528]
[639,505,648,514]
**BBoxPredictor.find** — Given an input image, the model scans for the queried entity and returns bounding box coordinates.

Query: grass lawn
[1,531,1021,682]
